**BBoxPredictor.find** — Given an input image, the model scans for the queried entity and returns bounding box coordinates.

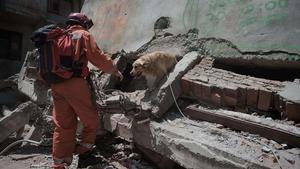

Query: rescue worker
[51,13,123,169]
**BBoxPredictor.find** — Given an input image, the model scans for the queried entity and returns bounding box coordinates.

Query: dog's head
[130,59,149,78]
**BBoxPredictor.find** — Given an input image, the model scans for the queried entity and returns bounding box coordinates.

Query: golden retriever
[130,51,177,90]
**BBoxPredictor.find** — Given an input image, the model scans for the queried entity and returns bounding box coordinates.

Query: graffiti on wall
[238,0,289,29]
[182,0,289,35]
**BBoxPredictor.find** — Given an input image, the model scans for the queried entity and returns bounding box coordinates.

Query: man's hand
[115,71,123,81]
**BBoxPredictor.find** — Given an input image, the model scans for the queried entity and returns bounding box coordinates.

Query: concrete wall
[82,0,300,54]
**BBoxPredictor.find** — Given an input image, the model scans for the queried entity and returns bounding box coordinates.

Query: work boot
[77,151,101,168]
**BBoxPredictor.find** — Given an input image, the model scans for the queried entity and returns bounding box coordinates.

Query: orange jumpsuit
[51,25,118,166]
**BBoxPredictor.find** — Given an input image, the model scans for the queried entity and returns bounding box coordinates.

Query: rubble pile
[0,30,300,169]
[89,30,300,169]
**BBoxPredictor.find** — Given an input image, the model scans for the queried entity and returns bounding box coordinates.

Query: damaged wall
[82,0,300,54]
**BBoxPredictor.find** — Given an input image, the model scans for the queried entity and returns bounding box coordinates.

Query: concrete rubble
[89,30,300,169]
[1,2,300,168]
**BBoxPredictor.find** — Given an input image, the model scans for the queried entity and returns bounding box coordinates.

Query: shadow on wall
[0,59,22,79]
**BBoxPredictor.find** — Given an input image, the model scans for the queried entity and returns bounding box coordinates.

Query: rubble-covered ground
[0,131,158,169]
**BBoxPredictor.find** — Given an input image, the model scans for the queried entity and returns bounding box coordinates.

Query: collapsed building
[1,0,300,169]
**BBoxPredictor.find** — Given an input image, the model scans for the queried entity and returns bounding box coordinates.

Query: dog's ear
[141,62,150,68]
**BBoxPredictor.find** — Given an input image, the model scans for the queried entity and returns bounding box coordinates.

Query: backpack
[31,24,83,84]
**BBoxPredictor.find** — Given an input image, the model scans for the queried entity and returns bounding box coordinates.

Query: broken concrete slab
[185,105,300,147]
[0,75,28,109]
[17,79,50,105]
[17,51,50,105]
[202,38,300,69]
[0,101,35,143]
[277,149,300,168]
[103,113,133,142]
[278,81,300,103]
[130,113,300,169]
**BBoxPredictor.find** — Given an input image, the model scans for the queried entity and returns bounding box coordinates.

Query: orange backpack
[31,24,82,84]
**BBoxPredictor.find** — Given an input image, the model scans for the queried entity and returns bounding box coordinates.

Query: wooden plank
[184,105,300,147]
[0,102,32,143]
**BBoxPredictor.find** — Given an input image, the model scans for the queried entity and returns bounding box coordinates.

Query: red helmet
[66,13,94,29]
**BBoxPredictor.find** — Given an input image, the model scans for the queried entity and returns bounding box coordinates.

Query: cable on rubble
[0,139,42,156]
[167,74,186,118]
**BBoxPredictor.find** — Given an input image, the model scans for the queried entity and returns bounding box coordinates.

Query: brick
[181,78,191,95]
[247,88,259,108]
[279,98,288,119]
[273,94,281,112]
[236,88,247,109]
[223,86,237,107]
[201,83,211,101]
[258,90,273,111]
[211,93,221,106]
[224,95,237,107]
[286,102,300,123]
[181,78,205,102]
[212,87,224,105]
[224,86,238,98]
[191,82,202,100]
